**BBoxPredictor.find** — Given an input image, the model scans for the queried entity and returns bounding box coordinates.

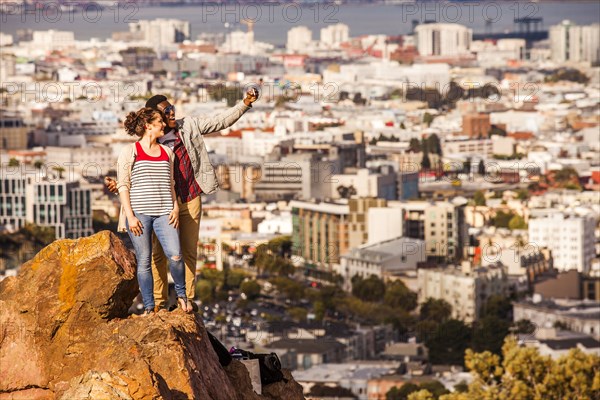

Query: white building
[254,154,334,201]
[528,210,597,274]
[417,263,508,322]
[45,146,115,178]
[339,237,426,291]
[550,20,600,63]
[367,207,404,245]
[31,30,75,49]
[203,136,244,163]
[331,168,397,201]
[415,23,472,57]
[1,168,93,239]
[129,18,190,52]
[257,212,293,235]
[0,32,13,47]
[320,23,349,49]
[287,26,312,54]
[294,362,399,400]
[323,62,451,91]
[513,298,600,339]
[222,30,254,54]
[241,131,280,157]
[443,139,493,157]
[473,38,525,67]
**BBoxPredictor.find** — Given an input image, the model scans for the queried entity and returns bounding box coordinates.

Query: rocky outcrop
[0,231,304,400]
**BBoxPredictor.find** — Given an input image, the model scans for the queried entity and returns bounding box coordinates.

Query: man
[106,89,257,310]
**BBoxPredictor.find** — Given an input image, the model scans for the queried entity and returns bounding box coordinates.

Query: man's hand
[243,87,259,107]
[104,176,118,194]
[169,206,179,229]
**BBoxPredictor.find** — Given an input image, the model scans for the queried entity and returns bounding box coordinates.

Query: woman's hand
[169,207,179,229]
[128,215,143,236]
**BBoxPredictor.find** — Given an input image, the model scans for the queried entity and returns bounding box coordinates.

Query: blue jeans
[127,213,186,311]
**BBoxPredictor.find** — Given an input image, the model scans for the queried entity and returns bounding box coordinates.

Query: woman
[116,107,191,315]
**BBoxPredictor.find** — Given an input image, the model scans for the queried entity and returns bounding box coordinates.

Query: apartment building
[529,210,597,274]
[403,200,468,263]
[339,237,426,291]
[0,168,93,239]
[291,198,386,272]
[550,20,600,63]
[415,23,472,57]
[513,297,600,339]
[417,263,508,322]
[254,154,335,202]
[0,111,27,150]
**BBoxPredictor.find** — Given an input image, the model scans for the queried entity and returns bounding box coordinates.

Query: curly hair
[123,107,161,137]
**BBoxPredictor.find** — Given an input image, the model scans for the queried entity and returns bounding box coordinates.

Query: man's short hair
[145,95,168,110]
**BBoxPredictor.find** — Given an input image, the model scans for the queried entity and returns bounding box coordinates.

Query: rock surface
[0,231,305,400]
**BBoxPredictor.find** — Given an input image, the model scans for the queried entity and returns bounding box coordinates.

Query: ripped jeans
[127,212,186,311]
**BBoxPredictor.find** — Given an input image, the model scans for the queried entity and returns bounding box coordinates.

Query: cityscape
[0,0,599,399]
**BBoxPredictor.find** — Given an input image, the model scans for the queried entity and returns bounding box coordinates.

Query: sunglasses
[161,105,175,114]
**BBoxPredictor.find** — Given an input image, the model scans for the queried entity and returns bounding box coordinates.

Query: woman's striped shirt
[129,142,173,216]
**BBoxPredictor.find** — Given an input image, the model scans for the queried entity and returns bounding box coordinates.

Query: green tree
[544,68,590,84]
[240,280,261,300]
[420,298,452,322]
[225,269,248,289]
[195,280,214,304]
[384,280,417,312]
[425,319,472,366]
[471,316,511,355]
[419,381,450,398]
[21,223,55,245]
[426,134,442,155]
[421,149,431,170]
[480,295,513,320]
[453,381,468,393]
[313,300,326,321]
[34,160,44,169]
[423,112,434,127]
[387,383,419,400]
[491,211,514,228]
[478,160,486,176]
[8,158,19,167]
[409,138,422,153]
[408,390,434,400]
[516,189,529,200]
[288,307,308,322]
[513,319,537,335]
[270,276,305,301]
[508,214,527,230]
[53,166,66,179]
[352,275,385,303]
[440,337,600,400]
[208,84,244,107]
[473,190,486,206]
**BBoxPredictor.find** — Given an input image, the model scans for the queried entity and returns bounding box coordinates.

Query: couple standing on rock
[105,90,258,316]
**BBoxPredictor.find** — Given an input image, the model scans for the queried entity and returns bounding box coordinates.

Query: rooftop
[293,362,400,383]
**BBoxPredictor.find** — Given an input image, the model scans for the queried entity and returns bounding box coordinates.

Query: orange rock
[0,231,305,400]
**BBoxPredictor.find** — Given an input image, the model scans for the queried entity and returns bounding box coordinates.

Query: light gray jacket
[176,101,251,194]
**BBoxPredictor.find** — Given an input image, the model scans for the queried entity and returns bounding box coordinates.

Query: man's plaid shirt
[160,128,201,202]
